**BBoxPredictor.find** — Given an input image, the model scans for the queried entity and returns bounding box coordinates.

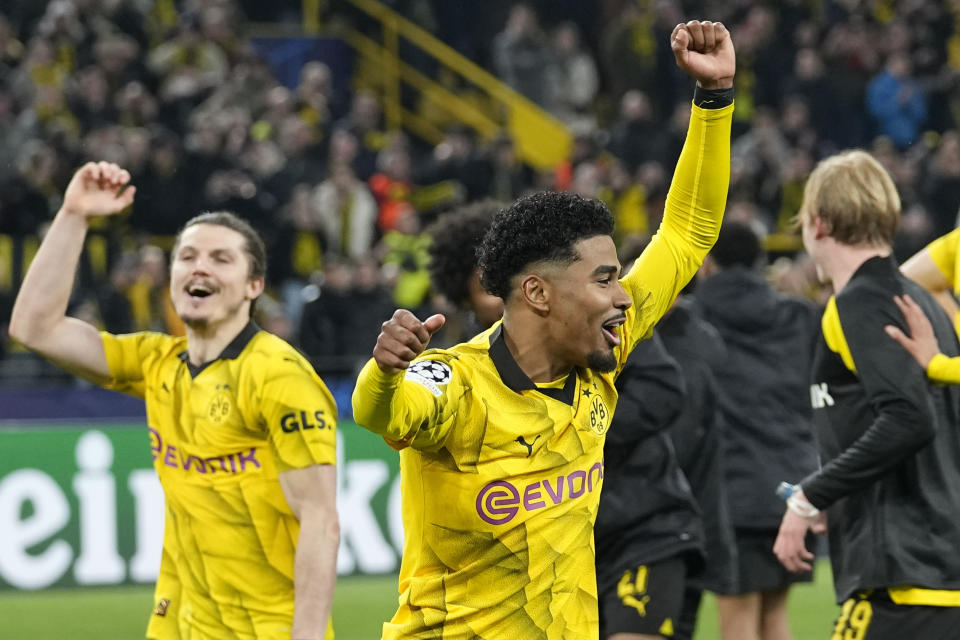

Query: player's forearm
[9,209,90,346]
[620,96,732,330]
[901,247,953,293]
[292,508,338,640]
[926,353,960,385]
[352,357,432,442]
[660,97,734,256]
[801,405,935,509]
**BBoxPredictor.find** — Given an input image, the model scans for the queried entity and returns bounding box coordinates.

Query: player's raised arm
[353,309,454,447]
[9,162,136,382]
[622,21,735,341]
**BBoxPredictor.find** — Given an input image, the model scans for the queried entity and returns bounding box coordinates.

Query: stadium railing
[331,0,572,170]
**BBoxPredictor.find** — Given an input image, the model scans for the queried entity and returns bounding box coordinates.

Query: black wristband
[693,86,734,109]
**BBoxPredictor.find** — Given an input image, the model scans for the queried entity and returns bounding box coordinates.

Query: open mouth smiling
[601,316,625,347]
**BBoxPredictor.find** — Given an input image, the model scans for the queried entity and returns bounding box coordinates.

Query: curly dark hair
[478,191,614,299]
[426,200,501,306]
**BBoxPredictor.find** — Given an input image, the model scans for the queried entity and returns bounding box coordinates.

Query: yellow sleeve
[99,331,173,398]
[926,353,960,385]
[925,228,960,292]
[619,102,733,357]
[257,351,338,473]
[351,353,460,452]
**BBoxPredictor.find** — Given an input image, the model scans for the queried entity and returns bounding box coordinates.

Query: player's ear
[812,214,831,240]
[246,277,265,300]
[519,273,550,315]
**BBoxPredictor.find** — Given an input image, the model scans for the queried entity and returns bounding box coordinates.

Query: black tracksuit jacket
[801,256,960,602]
[693,267,820,529]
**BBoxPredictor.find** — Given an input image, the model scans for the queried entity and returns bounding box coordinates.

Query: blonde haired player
[775,150,960,639]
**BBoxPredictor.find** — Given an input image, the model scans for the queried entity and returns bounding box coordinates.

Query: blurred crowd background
[2,0,960,384]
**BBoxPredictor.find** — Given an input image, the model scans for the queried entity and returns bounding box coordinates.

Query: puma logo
[515,435,540,457]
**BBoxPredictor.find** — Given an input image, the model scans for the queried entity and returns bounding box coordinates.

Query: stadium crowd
[6,2,960,640]
[1,0,960,378]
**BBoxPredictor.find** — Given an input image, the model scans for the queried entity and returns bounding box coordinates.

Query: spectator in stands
[113,80,159,128]
[299,257,394,373]
[867,51,928,150]
[420,126,491,202]
[492,3,552,107]
[130,128,195,235]
[93,33,147,98]
[693,221,820,640]
[377,205,431,309]
[148,14,228,106]
[267,114,325,203]
[487,134,533,201]
[0,15,24,77]
[296,59,340,125]
[313,161,378,262]
[783,49,835,151]
[369,146,414,233]
[96,249,137,335]
[67,65,115,130]
[125,244,184,336]
[920,130,960,237]
[608,91,663,174]
[731,108,791,225]
[599,1,675,105]
[334,90,385,179]
[547,21,598,128]
[0,140,54,235]
[598,159,650,245]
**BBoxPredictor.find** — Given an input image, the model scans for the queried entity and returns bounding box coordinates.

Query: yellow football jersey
[101,322,337,640]
[353,102,732,639]
[926,227,960,297]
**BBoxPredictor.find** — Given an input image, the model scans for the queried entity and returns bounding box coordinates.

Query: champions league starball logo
[405,360,452,397]
[408,360,452,383]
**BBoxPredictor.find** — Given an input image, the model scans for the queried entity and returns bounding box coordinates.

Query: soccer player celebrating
[774,150,960,637]
[352,20,735,640]
[9,163,339,639]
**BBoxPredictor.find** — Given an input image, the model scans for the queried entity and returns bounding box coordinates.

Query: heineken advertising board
[0,421,401,591]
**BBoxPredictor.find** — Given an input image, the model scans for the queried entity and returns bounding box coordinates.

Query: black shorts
[831,591,960,640]
[599,556,688,639]
[731,528,814,594]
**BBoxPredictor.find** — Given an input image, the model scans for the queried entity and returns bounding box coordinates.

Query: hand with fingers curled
[670,20,736,90]
[62,161,136,220]
[773,487,824,573]
[373,309,446,374]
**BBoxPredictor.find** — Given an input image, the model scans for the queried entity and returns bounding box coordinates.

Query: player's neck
[501,317,573,383]
[826,242,891,293]
[184,312,251,367]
